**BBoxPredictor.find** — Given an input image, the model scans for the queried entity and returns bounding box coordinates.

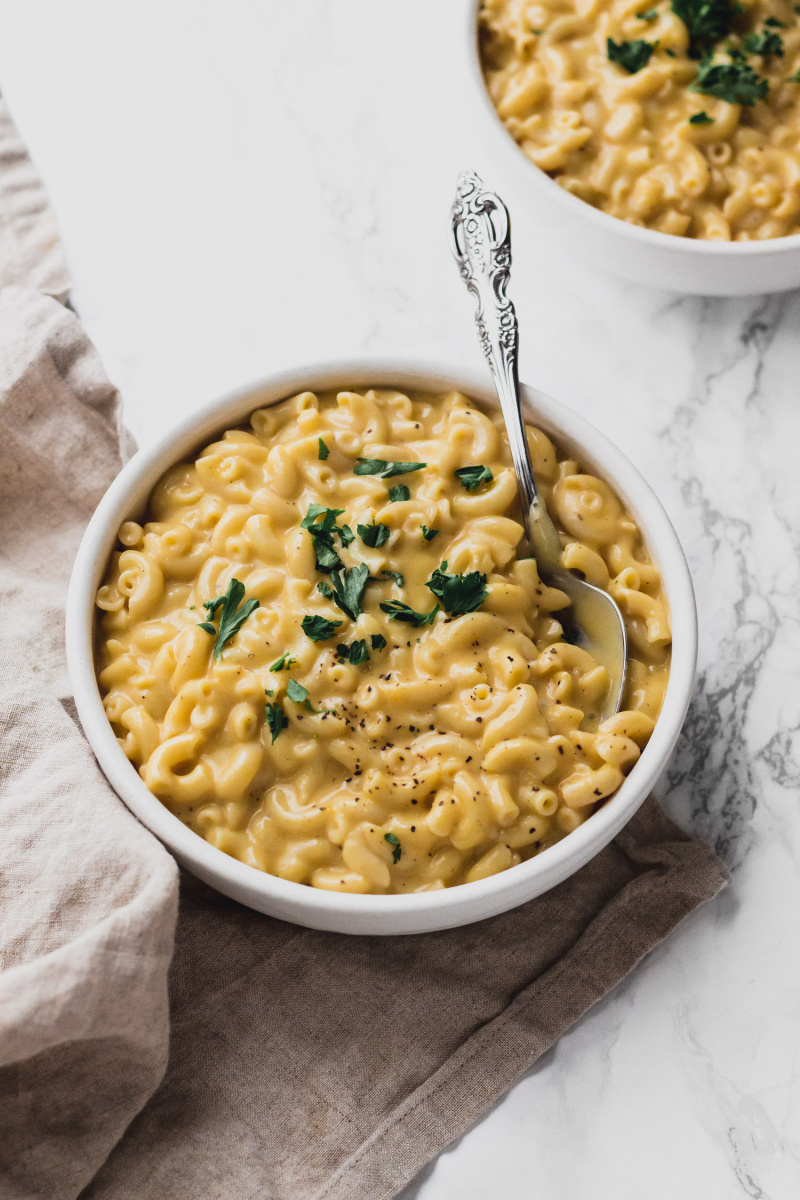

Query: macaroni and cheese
[480,0,800,239]
[95,388,671,894]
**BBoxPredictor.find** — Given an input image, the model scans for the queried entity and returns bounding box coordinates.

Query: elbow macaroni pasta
[96,387,671,894]
[480,0,800,240]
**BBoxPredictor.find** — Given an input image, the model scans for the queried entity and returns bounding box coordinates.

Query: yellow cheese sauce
[95,388,670,894]
[480,0,800,239]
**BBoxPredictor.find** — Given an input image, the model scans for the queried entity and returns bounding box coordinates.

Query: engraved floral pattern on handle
[451,169,540,537]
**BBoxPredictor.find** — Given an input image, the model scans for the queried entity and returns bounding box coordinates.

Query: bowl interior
[67,360,697,933]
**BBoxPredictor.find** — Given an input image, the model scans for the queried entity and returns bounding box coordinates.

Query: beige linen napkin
[0,96,729,1200]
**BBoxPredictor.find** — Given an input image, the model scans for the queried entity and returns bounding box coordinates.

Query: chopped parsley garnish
[339,523,354,547]
[357,521,390,548]
[301,503,343,530]
[336,638,370,666]
[265,700,288,743]
[199,578,260,660]
[606,37,656,73]
[689,59,768,104]
[426,562,488,617]
[689,109,714,122]
[387,484,410,502]
[371,633,387,650]
[454,464,494,492]
[286,677,334,714]
[317,580,334,599]
[300,504,347,573]
[327,563,370,621]
[789,68,800,80]
[269,651,298,671]
[354,458,426,479]
[376,569,404,587]
[317,438,329,460]
[421,525,440,541]
[301,614,343,642]
[384,832,401,864]
[286,679,309,704]
[379,600,439,627]
[765,16,786,26]
[743,30,783,56]
[665,46,676,55]
[671,0,738,58]
[637,7,658,16]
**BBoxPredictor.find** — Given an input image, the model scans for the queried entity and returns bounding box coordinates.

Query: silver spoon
[451,170,627,722]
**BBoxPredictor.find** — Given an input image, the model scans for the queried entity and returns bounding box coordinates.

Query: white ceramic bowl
[66,359,697,935]
[466,0,800,296]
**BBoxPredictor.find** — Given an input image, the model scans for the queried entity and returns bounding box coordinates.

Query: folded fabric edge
[312,817,728,1200]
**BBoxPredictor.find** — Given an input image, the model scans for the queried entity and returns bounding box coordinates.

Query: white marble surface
[1,2,799,1196]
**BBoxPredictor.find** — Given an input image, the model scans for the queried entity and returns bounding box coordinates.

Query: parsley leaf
[269,651,298,671]
[300,504,346,573]
[339,523,355,547]
[336,638,370,666]
[286,677,335,714]
[379,600,439,627]
[689,109,714,122]
[690,59,768,103]
[286,679,308,704]
[421,525,440,541]
[354,458,426,478]
[607,37,656,72]
[328,563,370,621]
[788,68,800,80]
[201,579,259,660]
[426,563,488,617]
[376,569,404,587]
[371,633,387,650]
[301,614,343,642]
[671,0,737,58]
[636,6,658,16]
[384,832,401,863]
[357,521,390,548]
[265,700,288,743]
[300,503,344,531]
[454,464,494,492]
[318,438,329,460]
[765,16,786,26]
[311,537,342,573]
[388,484,410,502]
[743,30,783,56]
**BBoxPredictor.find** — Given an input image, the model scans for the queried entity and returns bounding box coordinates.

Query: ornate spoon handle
[451,170,561,570]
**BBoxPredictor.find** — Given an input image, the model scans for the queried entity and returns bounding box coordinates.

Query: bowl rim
[66,357,697,927]
[465,0,800,258]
